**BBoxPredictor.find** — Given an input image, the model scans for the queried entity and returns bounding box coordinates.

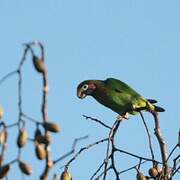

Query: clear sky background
[0,0,179,179]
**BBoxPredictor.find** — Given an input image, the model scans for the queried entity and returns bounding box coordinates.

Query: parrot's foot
[116,113,129,121]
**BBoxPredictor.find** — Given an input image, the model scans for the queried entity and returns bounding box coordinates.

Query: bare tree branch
[0,70,18,86]
[65,138,108,169]
[53,135,88,164]
[115,148,160,163]
[139,111,155,165]
[150,111,169,178]
[83,115,111,129]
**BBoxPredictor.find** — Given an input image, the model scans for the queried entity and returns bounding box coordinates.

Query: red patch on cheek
[88,83,96,90]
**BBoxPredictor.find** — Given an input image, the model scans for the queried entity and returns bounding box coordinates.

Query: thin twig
[139,111,155,165]
[0,70,18,86]
[150,111,169,178]
[53,135,88,164]
[83,115,111,129]
[110,122,121,180]
[167,143,179,161]
[90,158,110,180]
[22,113,41,124]
[171,165,180,177]
[65,138,108,168]
[95,166,112,180]
[137,158,142,170]
[115,148,160,163]
[103,120,119,180]
[16,45,30,159]
[6,122,19,128]
[71,135,89,149]
[172,154,180,174]
[118,160,147,174]
[168,130,180,161]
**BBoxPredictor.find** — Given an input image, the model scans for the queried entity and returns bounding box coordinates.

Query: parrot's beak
[77,90,87,99]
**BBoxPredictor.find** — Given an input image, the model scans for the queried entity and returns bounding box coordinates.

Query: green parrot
[77,78,164,119]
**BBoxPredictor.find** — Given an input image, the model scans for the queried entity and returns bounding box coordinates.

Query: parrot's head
[77,80,96,99]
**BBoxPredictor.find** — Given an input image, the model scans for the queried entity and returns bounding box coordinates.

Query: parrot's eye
[82,84,89,91]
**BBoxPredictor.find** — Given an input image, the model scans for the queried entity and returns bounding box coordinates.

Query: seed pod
[155,165,162,174]
[149,167,158,178]
[35,143,46,160]
[0,131,7,144]
[136,171,147,180]
[0,106,4,119]
[19,161,32,175]
[17,128,28,148]
[0,164,10,178]
[33,56,45,73]
[43,122,60,133]
[60,170,72,180]
[36,134,51,145]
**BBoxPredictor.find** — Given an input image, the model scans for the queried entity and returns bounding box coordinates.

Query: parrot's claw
[116,113,129,121]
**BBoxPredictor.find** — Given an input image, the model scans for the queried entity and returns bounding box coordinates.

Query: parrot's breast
[92,85,132,115]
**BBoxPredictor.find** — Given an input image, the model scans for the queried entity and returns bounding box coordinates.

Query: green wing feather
[104,78,165,113]
[104,78,150,113]
[104,78,141,97]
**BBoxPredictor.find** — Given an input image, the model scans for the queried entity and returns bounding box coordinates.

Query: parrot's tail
[147,99,158,104]
[146,100,165,112]
[154,105,165,112]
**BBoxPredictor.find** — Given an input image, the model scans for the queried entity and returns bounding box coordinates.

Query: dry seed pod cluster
[17,128,28,148]
[155,165,162,174]
[33,56,45,73]
[148,167,158,178]
[19,160,32,175]
[148,165,162,178]
[0,164,10,178]
[43,122,60,133]
[37,134,51,144]
[60,169,72,180]
[35,128,51,145]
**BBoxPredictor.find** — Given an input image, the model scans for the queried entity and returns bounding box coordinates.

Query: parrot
[77,78,165,120]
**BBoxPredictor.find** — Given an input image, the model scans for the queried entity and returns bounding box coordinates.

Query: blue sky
[0,0,179,179]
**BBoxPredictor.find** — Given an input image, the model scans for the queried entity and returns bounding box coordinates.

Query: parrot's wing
[104,78,141,97]
[104,78,165,113]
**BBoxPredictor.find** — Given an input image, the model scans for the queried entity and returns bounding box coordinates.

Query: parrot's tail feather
[154,105,165,112]
[147,99,158,104]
